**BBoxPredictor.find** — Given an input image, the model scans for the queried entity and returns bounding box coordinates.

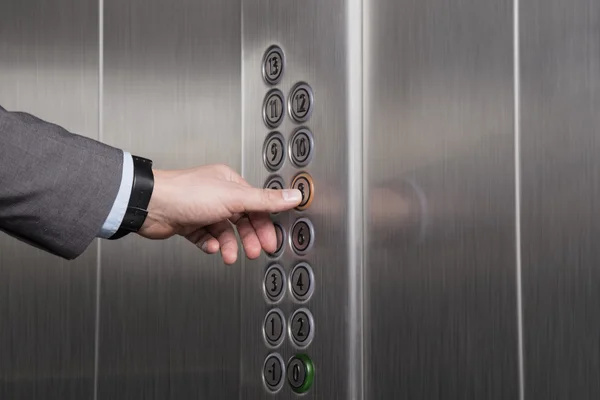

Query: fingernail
[282,189,302,202]
[200,241,208,251]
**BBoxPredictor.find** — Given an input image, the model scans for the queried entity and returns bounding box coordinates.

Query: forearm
[0,105,123,259]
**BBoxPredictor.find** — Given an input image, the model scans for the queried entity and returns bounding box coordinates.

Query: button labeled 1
[287,354,315,394]
[264,309,286,347]
[263,353,285,392]
[291,172,314,211]
[290,262,314,302]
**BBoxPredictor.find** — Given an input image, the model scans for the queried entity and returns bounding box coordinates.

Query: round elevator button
[287,354,315,393]
[264,264,285,302]
[263,353,285,392]
[289,127,314,167]
[288,308,314,347]
[291,172,314,211]
[263,89,285,128]
[288,82,313,123]
[263,132,285,171]
[290,218,314,255]
[263,309,286,347]
[264,175,284,191]
[290,262,314,302]
[262,45,285,85]
[267,223,285,258]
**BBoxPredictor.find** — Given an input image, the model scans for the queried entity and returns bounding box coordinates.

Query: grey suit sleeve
[0,105,123,259]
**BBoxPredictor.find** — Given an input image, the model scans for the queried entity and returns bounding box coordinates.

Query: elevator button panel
[263,353,285,392]
[288,82,314,123]
[264,264,285,302]
[289,308,314,348]
[287,354,315,394]
[263,132,285,171]
[262,45,284,85]
[263,89,285,128]
[291,218,314,255]
[290,262,314,302]
[291,172,314,210]
[258,44,315,395]
[264,309,286,347]
[289,127,314,167]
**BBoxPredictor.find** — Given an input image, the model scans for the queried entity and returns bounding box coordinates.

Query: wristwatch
[108,155,154,240]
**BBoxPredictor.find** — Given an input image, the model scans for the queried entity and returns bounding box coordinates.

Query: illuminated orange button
[291,172,314,211]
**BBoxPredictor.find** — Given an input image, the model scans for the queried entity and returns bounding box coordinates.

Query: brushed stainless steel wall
[363,0,520,398]
[521,1,600,399]
[0,1,99,398]
[240,0,362,398]
[98,0,241,399]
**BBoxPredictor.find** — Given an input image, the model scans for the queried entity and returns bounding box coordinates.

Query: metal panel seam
[514,0,525,398]
[347,0,364,398]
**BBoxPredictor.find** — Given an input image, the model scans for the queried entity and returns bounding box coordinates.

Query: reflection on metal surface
[0,0,98,397]
[364,0,519,398]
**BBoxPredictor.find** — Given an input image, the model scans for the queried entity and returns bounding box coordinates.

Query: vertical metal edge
[347,0,364,398]
[238,0,245,397]
[93,0,104,399]
[513,0,525,398]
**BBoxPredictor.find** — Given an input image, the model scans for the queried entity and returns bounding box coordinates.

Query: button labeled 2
[291,172,314,211]
[288,308,314,348]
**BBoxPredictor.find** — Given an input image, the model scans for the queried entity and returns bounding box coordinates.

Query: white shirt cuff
[97,151,134,238]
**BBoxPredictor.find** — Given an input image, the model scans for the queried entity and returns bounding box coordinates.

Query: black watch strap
[108,155,154,240]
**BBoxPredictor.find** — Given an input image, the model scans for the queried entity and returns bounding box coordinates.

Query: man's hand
[138,164,302,264]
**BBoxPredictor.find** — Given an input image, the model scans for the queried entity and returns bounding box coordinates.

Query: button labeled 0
[291,172,314,211]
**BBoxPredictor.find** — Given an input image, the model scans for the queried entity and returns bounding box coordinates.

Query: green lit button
[287,354,314,393]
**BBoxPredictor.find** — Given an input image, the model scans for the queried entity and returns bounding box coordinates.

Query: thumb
[235,187,303,214]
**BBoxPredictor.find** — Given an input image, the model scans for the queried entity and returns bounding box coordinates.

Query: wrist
[138,169,170,237]
[108,155,154,240]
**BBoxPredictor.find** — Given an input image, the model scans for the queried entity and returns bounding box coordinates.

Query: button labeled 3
[290,262,314,302]
[263,132,285,171]
[264,264,285,302]
[288,82,313,123]
[289,308,314,348]
[263,89,285,128]
[263,353,285,392]
[264,309,286,347]
[287,354,315,394]
[289,127,314,167]
[262,45,284,85]
[291,172,314,211]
